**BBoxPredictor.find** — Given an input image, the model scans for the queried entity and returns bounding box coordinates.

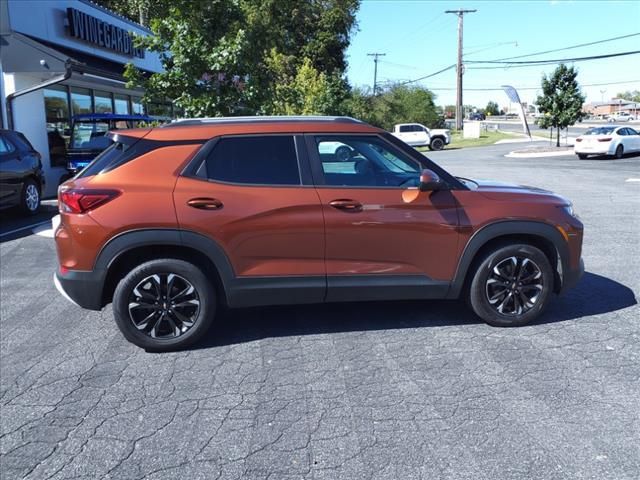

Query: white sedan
[574,125,640,159]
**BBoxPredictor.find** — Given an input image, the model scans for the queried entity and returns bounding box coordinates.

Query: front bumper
[54,267,106,311]
[561,257,584,293]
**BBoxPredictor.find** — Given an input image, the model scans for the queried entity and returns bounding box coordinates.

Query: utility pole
[445,8,476,131]
[367,53,386,95]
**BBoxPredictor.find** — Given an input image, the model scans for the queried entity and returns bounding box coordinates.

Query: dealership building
[0,0,164,196]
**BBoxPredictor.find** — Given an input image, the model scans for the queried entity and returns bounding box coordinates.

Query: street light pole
[445,8,476,131]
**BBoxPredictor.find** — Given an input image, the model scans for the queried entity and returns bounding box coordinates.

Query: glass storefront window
[147,102,172,120]
[131,97,144,115]
[94,90,113,113]
[44,86,69,167]
[71,87,92,116]
[114,94,129,114]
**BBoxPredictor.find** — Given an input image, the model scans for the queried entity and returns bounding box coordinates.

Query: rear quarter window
[202,135,300,185]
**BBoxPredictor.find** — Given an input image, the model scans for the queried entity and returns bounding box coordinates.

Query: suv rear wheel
[468,244,553,327]
[113,259,216,351]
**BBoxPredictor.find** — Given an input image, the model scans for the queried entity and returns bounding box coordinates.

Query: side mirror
[419,169,443,191]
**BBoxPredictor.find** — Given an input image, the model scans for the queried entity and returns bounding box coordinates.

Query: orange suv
[54,116,584,350]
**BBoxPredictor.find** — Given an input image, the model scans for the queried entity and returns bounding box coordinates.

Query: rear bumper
[561,257,584,293]
[54,268,105,311]
[574,146,613,155]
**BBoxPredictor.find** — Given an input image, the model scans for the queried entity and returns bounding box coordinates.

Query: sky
[345,0,640,109]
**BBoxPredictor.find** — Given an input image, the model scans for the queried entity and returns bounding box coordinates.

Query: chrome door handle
[329,199,363,212]
[187,197,223,210]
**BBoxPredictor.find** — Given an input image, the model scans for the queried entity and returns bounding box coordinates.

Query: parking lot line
[0,220,52,238]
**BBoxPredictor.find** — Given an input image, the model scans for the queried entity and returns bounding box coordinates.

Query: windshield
[70,121,113,149]
[584,127,616,135]
[69,119,140,149]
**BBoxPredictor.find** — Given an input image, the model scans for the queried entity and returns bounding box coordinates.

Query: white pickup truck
[391,123,451,150]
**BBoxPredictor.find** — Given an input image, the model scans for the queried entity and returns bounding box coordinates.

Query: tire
[429,137,445,151]
[20,178,40,215]
[577,153,588,160]
[113,259,216,351]
[335,146,352,162]
[614,144,624,159]
[468,244,554,327]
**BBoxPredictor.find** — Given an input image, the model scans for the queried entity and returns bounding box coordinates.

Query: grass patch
[417,130,521,151]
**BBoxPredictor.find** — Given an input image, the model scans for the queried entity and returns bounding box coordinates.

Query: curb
[505,149,574,158]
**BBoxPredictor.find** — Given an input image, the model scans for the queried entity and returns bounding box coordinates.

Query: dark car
[0,129,45,215]
[54,116,584,351]
[469,112,486,121]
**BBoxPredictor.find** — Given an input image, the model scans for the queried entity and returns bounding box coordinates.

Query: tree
[122,0,359,117]
[94,0,170,26]
[535,64,586,147]
[485,101,500,116]
[616,90,640,102]
[266,57,347,115]
[344,84,440,131]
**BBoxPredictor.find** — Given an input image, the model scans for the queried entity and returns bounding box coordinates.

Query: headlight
[559,204,578,218]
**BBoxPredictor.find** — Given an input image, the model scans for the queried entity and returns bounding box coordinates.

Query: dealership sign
[66,7,145,59]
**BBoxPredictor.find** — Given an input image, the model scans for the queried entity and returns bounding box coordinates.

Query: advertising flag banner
[502,85,531,139]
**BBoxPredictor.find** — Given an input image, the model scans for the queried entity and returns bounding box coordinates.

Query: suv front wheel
[113,259,216,351]
[468,244,553,327]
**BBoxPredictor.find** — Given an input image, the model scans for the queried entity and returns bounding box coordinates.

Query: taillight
[575,138,582,142]
[598,137,612,142]
[59,189,120,214]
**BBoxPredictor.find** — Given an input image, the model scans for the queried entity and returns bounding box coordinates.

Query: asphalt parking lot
[1,143,639,480]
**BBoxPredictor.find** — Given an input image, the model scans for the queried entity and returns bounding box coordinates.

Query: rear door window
[203,135,300,185]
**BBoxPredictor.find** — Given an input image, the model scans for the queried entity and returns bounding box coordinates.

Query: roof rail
[162,115,364,128]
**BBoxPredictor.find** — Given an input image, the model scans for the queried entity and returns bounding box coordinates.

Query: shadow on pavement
[0,203,58,243]
[581,152,640,161]
[191,271,637,350]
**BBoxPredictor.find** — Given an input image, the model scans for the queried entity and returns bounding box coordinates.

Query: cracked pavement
[1,147,639,479]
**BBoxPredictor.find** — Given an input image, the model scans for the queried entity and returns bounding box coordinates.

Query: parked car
[607,112,635,122]
[0,129,45,214]
[574,125,640,159]
[469,112,486,121]
[392,123,451,150]
[63,113,155,182]
[54,115,584,351]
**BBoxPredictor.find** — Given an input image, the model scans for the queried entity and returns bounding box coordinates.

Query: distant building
[584,99,639,118]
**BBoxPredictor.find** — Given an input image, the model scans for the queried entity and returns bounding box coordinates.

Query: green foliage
[265,57,347,115]
[121,0,359,117]
[93,0,169,26]
[535,64,586,146]
[485,101,500,116]
[616,90,640,102]
[344,84,441,131]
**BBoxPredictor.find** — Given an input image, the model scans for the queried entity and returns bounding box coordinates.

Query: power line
[486,32,640,62]
[398,64,456,86]
[467,49,640,65]
[424,79,640,91]
[463,41,518,57]
[466,50,640,69]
